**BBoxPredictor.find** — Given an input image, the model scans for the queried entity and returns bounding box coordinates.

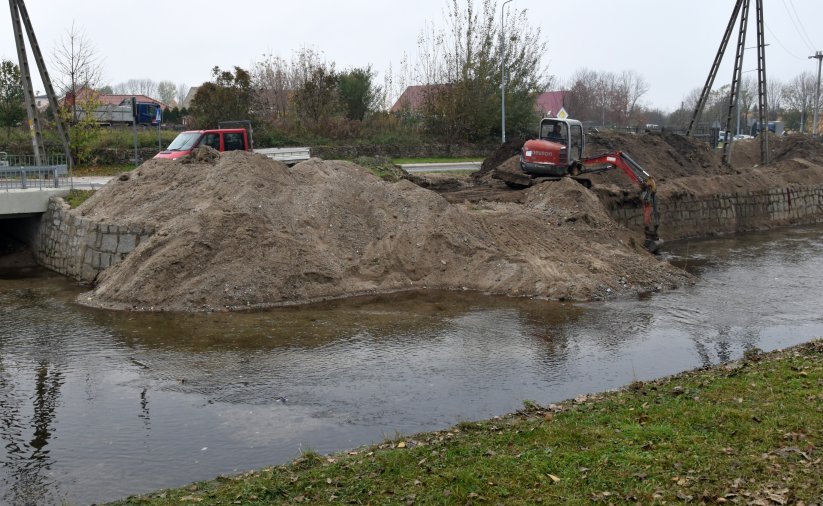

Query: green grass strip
[64,189,95,209]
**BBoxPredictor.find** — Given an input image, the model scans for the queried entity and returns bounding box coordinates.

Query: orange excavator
[494,117,662,252]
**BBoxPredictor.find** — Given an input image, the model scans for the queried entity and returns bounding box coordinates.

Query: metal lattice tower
[686,0,744,138]
[754,0,768,164]
[9,0,45,164]
[8,0,72,168]
[687,0,769,166]
[721,0,750,164]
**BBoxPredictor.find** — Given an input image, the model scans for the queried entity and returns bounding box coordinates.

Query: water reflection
[0,359,62,505]
[0,225,822,504]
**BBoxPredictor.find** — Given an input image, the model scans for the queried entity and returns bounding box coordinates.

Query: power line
[764,23,806,60]
[787,0,818,49]
[781,0,816,52]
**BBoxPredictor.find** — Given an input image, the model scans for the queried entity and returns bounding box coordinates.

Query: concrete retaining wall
[34,197,154,282]
[604,184,823,241]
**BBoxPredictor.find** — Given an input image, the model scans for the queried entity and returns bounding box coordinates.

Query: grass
[111,340,822,505]
[64,189,95,208]
[351,156,406,182]
[392,157,484,165]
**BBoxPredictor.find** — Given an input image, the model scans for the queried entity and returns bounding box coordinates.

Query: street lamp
[500,0,514,144]
[810,51,822,138]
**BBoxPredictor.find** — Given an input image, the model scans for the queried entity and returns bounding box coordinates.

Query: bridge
[0,153,79,218]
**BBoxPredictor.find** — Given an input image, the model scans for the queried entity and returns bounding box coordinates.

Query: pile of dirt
[582,131,739,189]
[729,133,823,167]
[474,130,823,195]
[472,136,526,182]
[74,151,687,312]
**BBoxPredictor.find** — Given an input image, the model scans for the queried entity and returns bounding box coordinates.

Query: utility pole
[9,0,44,165]
[500,0,514,144]
[810,51,823,138]
[8,0,72,170]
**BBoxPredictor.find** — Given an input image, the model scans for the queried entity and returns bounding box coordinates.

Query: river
[1,225,822,505]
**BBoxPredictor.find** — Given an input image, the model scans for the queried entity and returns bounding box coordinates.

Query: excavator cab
[537,118,585,163]
[521,118,585,177]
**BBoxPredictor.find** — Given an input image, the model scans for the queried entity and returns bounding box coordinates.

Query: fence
[0,152,70,190]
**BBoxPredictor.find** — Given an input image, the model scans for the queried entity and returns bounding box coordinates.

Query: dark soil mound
[473,137,526,180]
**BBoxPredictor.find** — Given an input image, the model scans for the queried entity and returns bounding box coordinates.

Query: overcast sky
[2,0,821,112]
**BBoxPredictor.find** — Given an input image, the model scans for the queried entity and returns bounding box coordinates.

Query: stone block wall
[34,197,154,283]
[604,184,823,241]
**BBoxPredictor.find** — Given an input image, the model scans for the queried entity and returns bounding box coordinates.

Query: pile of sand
[75,150,687,312]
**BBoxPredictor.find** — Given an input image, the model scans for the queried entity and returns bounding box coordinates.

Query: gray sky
[2,0,822,112]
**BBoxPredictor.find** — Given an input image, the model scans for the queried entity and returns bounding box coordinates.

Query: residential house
[535,91,567,117]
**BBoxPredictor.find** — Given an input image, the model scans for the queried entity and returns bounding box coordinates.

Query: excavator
[494,117,662,252]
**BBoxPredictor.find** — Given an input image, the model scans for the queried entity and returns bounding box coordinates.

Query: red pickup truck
[154,128,250,159]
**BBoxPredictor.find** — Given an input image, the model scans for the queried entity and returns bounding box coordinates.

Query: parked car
[733,134,754,141]
[154,129,250,159]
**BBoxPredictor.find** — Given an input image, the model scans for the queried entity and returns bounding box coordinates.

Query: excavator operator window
[542,121,567,143]
[570,125,583,157]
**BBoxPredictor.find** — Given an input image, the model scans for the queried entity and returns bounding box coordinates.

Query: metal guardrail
[0,153,69,190]
[254,147,311,165]
[2,153,68,167]
[0,165,68,190]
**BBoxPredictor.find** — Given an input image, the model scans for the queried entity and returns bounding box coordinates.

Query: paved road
[399,161,481,173]
[61,176,114,189]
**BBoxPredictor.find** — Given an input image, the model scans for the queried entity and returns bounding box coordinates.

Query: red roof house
[535,91,566,117]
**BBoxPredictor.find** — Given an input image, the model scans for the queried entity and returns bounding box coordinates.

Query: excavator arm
[579,152,661,252]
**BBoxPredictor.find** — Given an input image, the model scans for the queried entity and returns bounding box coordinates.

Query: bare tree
[783,71,817,132]
[595,72,616,126]
[176,83,189,108]
[737,76,756,133]
[112,78,158,98]
[766,78,784,121]
[617,70,649,125]
[51,21,104,121]
[289,50,339,126]
[157,80,176,106]
[563,68,600,123]
[251,54,292,122]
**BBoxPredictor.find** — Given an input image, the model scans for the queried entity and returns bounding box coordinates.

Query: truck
[494,116,661,252]
[76,101,161,126]
[154,128,311,165]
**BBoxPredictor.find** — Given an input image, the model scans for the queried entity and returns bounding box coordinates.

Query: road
[399,161,481,173]
[61,176,114,189]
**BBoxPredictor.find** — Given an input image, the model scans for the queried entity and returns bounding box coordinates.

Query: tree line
[2,0,822,155]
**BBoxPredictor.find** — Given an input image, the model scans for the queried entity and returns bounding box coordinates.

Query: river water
[1,225,822,505]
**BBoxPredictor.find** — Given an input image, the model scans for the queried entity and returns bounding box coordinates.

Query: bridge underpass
[0,214,42,269]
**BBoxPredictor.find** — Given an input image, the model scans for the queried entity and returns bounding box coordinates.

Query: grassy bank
[112,341,822,505]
